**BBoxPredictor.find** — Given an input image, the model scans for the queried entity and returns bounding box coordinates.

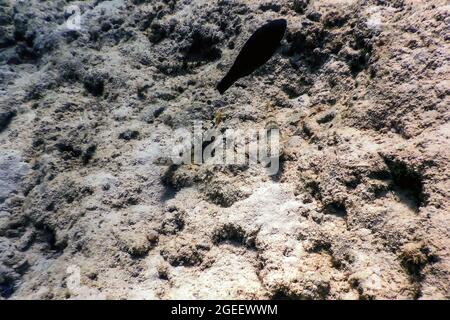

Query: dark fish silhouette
[217,19,287,94]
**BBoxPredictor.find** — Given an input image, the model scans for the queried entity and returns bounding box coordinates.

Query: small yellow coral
[214,110,224,126]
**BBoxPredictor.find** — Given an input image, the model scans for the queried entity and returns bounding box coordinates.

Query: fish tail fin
[217,74,234,95]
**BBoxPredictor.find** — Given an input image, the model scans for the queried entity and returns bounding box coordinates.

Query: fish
[217,19,287,94]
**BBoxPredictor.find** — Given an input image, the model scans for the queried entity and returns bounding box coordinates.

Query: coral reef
[0,0,448,299]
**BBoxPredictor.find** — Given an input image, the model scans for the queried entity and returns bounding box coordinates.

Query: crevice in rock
[0,110,17,133]
[183,30,222,63]
[382,157,425,210]
[0,276,15,299]
[323,201,347,218]
[34,222,67,253]
[212,224,256,249]
[271,288,298,300]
